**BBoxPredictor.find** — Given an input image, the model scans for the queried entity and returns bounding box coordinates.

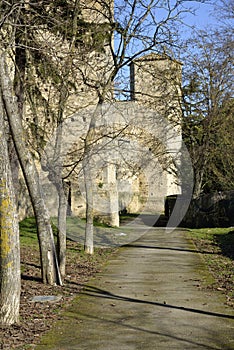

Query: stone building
[40,53,183,226]
[18,1,183,226]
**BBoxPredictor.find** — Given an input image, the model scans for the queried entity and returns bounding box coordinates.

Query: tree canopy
[182,27,234,197]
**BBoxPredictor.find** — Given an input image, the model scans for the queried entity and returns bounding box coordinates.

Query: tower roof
[132,52,182,66]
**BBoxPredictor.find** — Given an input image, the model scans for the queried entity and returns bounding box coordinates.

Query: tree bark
[57,180,68,277]
[83,154,94,254]
[0,54,62,286]
[82,107,99,255]
[9,35,27,206]
[193,168,205,199]
[0,93,21,326]
[50,97,68,277]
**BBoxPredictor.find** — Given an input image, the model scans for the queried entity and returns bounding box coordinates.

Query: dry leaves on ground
[0,241,115,350]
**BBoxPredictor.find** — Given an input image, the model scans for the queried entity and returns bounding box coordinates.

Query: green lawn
[19,217,234,308]
[19,217,38,246]
[186,227,234,307]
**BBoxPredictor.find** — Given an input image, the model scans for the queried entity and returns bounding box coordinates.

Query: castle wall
[129,53,183,204]
[39,99,182,225]
[15,2,183,226]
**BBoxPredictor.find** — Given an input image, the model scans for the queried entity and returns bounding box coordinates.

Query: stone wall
[39,100,182,226]
[15,1,183,226]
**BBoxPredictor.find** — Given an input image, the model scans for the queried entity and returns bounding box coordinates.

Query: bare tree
[37,0,204,253]
[78,0,200,252]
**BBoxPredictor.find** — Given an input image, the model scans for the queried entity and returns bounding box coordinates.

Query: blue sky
[114,1,228,98]
[181,1,219,31]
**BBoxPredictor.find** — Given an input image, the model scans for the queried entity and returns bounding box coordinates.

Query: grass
[51,215,143,248]
[19,216,116,254]
[19,217,38,246]
[186,227,234,307]
[19,217,234,308]
[19,216,119,272]
[19,214,141,247]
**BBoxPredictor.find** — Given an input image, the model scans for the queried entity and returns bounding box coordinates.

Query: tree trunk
[47,142,67,277]
[0,54,62,286]
[57,180,68,277]
[9,37,27,206]
[7,138,19,205]
[0,93,21,326]
[83,155,94,255]
[54,0,81,273]
[193,168,205,199]
[82,104,99,256]
[82,105,103,255]
[50,116,67,277]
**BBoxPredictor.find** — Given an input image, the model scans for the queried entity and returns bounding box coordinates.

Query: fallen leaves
[0,241,115,350]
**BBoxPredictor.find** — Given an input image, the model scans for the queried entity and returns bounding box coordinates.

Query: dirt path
[35,228,234,350]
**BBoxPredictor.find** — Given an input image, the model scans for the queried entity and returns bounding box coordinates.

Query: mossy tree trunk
[0,93,21,326]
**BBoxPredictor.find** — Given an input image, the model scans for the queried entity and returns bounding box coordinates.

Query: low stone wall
[181,191,234,228]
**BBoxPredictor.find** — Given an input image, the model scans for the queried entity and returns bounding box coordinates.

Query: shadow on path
[124,243,215,255]
[73,311,230,350]
[81,284,234,320]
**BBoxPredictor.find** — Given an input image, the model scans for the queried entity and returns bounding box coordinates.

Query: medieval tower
[19,1,182,226]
